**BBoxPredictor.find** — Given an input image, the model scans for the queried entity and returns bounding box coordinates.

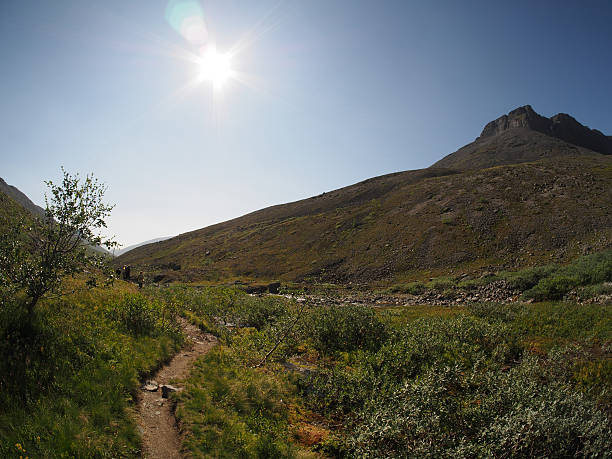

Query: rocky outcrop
[479,105,612,155]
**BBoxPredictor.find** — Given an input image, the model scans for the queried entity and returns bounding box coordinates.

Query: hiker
[137,271,144,289]
[124,265,131,281]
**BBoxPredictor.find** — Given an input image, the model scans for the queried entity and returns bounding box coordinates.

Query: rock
[161,384,182,398]
[143,380,159,391]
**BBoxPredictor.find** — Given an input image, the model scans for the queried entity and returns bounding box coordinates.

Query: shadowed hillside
[0,178,45,218]
[116,106,612,284]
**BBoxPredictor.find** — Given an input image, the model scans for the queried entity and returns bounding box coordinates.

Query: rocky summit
[479,105,612,155]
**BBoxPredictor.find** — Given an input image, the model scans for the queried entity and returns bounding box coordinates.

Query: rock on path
[137,318,217,459]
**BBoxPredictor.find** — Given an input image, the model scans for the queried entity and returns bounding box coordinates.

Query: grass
[0,279,183,458]
[176,346,302,458]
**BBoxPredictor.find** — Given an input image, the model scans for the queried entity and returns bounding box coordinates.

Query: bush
[304,315,522,417]
[425,277,456,291]
[349,356,612,458]
[387,281,425,295]
[501,264,559,291]
[236,295,289,330]
[304,304,389,354]
[524,274,581,301]
[106,293,178,337]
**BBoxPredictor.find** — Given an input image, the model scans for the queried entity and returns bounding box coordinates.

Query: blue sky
[1,0,611,247]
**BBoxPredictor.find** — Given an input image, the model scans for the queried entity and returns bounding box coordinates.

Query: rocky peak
[478,106,612,155]
[479,105,550,138]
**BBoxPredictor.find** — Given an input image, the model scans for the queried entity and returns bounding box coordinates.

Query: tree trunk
[27,295,40,316]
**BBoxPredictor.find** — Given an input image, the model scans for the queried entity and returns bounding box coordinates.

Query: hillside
[0,177,45,218]
[116,106,612,284]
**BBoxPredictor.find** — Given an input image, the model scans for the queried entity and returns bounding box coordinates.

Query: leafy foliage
[105,293,180,337]
[0,169,116,313]
[302,304,389,355]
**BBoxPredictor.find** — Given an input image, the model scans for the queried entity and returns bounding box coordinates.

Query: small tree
[0,168,117,314]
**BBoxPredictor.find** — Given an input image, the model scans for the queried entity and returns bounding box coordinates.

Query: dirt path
[137,319,217,459]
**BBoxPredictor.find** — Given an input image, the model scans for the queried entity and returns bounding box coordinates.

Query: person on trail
[124,265,131,281]
[137,271,144,289]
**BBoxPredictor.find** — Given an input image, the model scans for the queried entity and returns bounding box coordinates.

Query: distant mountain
[116,106,612,284]
[114,237,172,257]
[0,177,45,217]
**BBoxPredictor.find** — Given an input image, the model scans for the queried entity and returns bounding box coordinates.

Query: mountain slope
[0,177,45,218]
[116,106,612,284]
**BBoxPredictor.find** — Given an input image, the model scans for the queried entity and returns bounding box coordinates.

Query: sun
[197,46,233,89]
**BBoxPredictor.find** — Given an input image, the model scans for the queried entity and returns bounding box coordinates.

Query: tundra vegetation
[0,174,611,457]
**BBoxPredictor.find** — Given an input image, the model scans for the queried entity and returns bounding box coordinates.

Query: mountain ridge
[115,105,612,284]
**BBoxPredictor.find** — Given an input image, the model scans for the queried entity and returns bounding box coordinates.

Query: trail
[137,318,217,459]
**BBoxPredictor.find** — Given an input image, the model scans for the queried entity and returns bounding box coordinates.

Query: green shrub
[107,294,156,335]
[579,282,612,298]
[387,281,425,295]
[425,277,456,290]
[304,304,389,354]
[304,315,521,417]
[524,274,581,301]
[236,295,289,330]
[349,356,612,458]
[504,250,612,300]
[106,293,179,337]
[0,285,182,458]
[501,264,559,291]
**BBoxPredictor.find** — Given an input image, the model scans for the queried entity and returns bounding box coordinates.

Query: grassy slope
[117,154,612,284]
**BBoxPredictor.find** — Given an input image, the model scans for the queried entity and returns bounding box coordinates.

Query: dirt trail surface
[137,318,217,458]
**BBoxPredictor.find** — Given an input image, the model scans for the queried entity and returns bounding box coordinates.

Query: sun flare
[197,46,233,89]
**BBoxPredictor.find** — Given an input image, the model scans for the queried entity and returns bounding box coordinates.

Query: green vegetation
[170,283,611,458]
[387,249,612,302]
[0,171,182,457]
[0,281,183,457]
[1,167,610,456]
[0,169,117,315]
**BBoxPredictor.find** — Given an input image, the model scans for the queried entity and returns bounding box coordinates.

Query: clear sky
[1,1,611,248]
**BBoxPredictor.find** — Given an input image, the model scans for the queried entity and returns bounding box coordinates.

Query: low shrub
[106,293,179,337]
[303,304,389,354]
[425,277,456,291]
[501,264,559,291]
[386,281,425,295]
[524,274,581,301]
[349,357,612,458]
